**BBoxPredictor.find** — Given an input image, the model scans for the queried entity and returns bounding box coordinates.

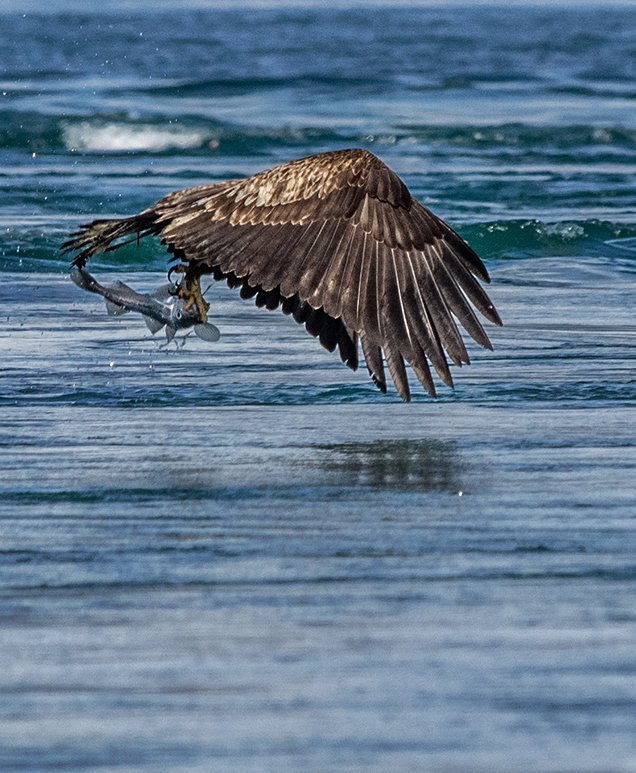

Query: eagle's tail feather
[62,211,160,267]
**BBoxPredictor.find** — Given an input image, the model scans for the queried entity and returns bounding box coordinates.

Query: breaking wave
[4,108,636,158]
[60,121,214,153]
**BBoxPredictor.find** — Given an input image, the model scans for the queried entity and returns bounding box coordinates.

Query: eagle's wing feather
[63,148,501,399]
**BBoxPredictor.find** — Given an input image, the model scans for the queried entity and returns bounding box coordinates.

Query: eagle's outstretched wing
[64,148,501,399]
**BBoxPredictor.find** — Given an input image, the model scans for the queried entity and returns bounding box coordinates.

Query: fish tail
[61,211,160,267]
[194,322,221,342]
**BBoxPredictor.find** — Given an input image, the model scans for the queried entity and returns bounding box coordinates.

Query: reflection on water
[316,439,465,492]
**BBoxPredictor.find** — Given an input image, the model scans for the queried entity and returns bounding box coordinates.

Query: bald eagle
[64,148,501,400]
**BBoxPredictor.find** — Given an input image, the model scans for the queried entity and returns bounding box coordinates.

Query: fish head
[164,295,202,330]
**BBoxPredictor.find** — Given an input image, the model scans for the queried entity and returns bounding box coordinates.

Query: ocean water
[2,4,636,772]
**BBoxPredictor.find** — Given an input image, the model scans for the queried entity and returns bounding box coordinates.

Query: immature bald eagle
[64,148,501,400]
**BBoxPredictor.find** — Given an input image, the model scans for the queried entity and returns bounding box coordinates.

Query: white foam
[61,121,207,152]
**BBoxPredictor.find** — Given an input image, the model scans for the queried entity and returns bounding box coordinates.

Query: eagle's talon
[177,273,209,323]
[168,264,186,282]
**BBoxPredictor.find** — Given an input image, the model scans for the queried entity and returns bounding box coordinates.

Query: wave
[0,112,346,154]
[5,376,634,409]
[549,85,636,101]
[0,112,222,153]
[57,119,347,155]
[0,228,169,273]
[461,220,636,261]
[137,74,390,99]
[60,121,214,153]
[395,122,636,150]
[5,109,636,156]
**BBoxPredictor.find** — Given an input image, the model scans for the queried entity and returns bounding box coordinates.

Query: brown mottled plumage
[63,148,502,399]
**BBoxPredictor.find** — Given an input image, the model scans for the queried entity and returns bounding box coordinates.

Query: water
[2,4,636,771]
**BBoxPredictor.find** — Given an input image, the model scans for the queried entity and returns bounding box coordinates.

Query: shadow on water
[314,439,466,493]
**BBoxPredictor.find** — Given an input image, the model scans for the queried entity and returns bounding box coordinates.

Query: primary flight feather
[64,148,502,400]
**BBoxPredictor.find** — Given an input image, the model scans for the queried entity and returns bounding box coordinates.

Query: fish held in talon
[70,266,221,343]
[64,148,501,399]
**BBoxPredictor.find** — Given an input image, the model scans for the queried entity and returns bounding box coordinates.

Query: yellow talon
[172,267,209,323]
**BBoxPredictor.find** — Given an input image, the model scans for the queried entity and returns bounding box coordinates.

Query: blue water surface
[1,4,636,772]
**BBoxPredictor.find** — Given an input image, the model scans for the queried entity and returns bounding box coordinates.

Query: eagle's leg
[170,265,210,323]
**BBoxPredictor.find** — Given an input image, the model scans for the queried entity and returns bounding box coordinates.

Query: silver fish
[70,266,220,343]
